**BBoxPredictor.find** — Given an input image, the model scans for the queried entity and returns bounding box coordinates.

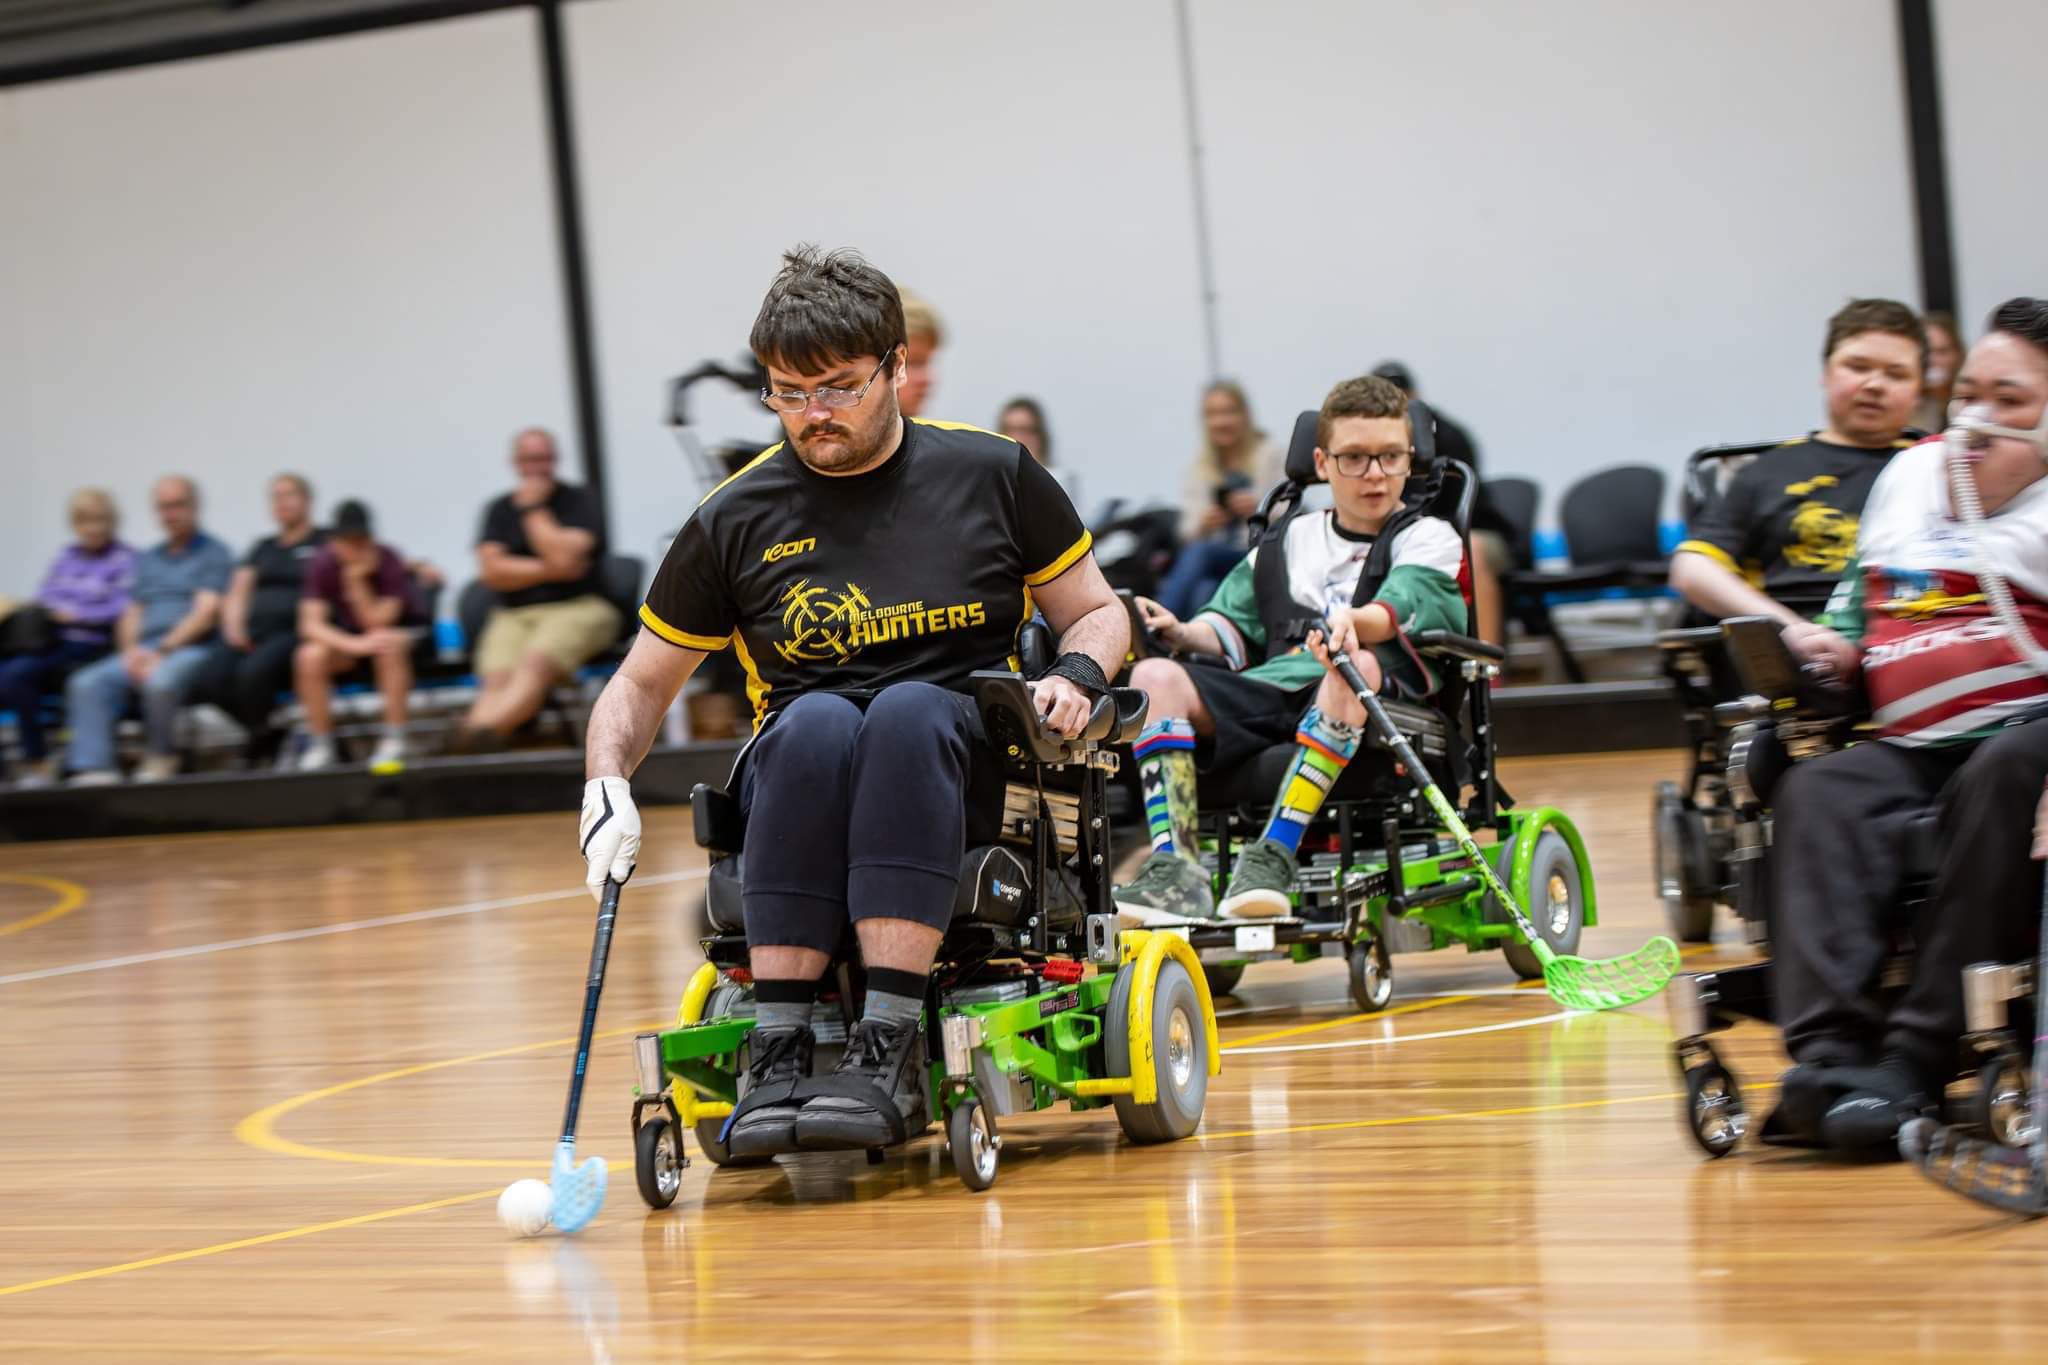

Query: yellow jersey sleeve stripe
[1674,539,1739,572]
[1024,530,1094,586]
[639,603,730,651]
[910,417,1015,442]
[697,443,783,507]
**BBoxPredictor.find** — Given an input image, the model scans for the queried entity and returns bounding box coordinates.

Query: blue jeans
[1158,538,1248,620]
[0,640,105,760]
[64,644,213,772]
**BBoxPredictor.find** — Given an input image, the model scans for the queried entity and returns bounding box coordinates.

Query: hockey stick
[549,877,622,1234]
[1323,637,1678,1011]
[1900,874,2048,1215]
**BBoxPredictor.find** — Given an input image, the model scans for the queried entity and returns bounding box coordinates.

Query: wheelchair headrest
[1282,398,1438,487]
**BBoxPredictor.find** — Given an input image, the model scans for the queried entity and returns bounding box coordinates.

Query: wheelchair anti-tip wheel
[635,1113,684,1209]
[1347,937,1393,1013]
[1105,957,1209,1143]
[1683,1061,1747,1158]
[948,1096,1000,1191]
[1653,781,1717,944]
[1498,828,1586,981]
[1977,1054,2034,1148]
[1202,961,1247,999]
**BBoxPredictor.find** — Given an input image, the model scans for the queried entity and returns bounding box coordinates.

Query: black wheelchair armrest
[690,782,745,856]
[1410,630,1505,664]
[970,671,1150,763]
[1657,625,1726,650]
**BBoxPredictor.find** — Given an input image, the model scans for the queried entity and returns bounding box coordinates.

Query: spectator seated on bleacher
[449,427,620,752]
[1669,299,1927,628]
[194,472,326,766]
[64,476,232,785]
[0,489,135,788]
[294,500,414,773]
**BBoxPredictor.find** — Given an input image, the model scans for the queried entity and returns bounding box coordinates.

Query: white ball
[497,1179,554,1238]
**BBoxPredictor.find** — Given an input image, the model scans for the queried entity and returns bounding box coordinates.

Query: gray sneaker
[1218,838,1299,919]
[1114,851,1216,926]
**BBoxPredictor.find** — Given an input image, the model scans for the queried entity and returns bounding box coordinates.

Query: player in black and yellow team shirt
[1670,298,1926,625]
[578,246,1126,1159]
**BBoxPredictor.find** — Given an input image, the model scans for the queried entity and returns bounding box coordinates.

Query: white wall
[0,10,572,598]
[1190,0,1919,524]
[566,0,1209,565]
[1938,0,2048,340]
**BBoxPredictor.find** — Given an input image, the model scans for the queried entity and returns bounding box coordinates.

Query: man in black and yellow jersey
[579,245,1125,1159]
[1670,298,1926,625]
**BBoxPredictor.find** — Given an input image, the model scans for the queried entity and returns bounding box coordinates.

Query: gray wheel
[1499,829,1585,981]
[1202,962,1247,998]
[1684,1062,1746,1158]
[1347,938,1393,1012]
[635,1113,683,1208]
[947,1097,1000,1191]
[1105,958,1208,1143]
[1653,782,1716,943]
[1978,1055,2035,1148]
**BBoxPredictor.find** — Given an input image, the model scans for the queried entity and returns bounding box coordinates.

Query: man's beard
[792,399,896,474]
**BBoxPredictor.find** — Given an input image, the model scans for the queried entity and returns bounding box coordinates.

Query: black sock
[753,976,817,1032]
[863,966,928,1027]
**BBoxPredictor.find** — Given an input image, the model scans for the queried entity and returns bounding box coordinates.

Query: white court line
[0,868,708,988]
[1224,1009,1575,1054]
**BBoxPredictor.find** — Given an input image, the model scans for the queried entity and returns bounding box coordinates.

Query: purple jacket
[38,542,137,647]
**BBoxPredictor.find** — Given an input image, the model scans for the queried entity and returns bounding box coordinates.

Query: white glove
[579,776,640,902]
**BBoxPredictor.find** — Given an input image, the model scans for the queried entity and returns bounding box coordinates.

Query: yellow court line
[0,874,87,938]
[1198,1078,1785,1142]
[1222,994,1468,1049]
[234,1021,664,1169]
[0,1189,500,1299]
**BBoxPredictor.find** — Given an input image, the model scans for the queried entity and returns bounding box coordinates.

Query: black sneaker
[1818,1056,1927,1158]
[722,1024,816,1160]
[791,1016,930,1151]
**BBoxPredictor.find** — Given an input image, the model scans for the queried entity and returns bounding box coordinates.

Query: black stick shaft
[559,879,621,1144]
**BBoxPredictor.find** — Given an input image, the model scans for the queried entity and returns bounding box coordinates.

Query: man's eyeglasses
[1329,448,1413,478]
[762,358,890,414]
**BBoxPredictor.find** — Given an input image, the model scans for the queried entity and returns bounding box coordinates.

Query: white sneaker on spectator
[367,733,406,774]
[298,737,338,772]
[12,760,56,790]
[68,769,121,788]
[134,754,179,784]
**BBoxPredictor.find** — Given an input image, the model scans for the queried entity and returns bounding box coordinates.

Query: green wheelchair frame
[1178,634,1601,1011]
[626,672,1223,1200]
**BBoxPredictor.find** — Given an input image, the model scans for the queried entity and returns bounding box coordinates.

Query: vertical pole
[536,0,609,538]
[1895,0,1957,315]
[1172,0,1223,379]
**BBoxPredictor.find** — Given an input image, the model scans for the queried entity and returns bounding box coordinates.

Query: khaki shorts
[1471,529,1512,576]
[474,596,622,677]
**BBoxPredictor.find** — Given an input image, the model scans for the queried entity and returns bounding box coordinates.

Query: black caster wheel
[1500,829,1585,981]
[1683,1062,1747,1158]
[1202,961,1247,999]
[635,1113,684,1209]
[1977,1054,2034,1148]
[948,1098,1000,1191]
[1347,938,1393,1013]
[1653,782,1716,943]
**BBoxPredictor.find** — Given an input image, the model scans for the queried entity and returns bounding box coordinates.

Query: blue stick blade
[549,1139,609,1234]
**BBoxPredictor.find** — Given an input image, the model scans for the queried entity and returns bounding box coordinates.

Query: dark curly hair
[1987,297,2048,355]
[749,244,905,376]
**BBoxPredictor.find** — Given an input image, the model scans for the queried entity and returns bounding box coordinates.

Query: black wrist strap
[1044,651,1111,696]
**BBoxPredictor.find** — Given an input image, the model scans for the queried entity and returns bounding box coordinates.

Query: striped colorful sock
[1259,707,1362,854]
[1134,718,1200,857]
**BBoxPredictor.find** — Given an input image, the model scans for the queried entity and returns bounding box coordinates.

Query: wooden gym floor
[2,750,2045,1362]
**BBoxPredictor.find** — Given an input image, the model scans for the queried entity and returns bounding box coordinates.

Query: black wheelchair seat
[702,840,1050,936]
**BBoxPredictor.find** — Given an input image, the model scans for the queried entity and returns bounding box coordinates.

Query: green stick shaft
[1326,650,1549,962]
